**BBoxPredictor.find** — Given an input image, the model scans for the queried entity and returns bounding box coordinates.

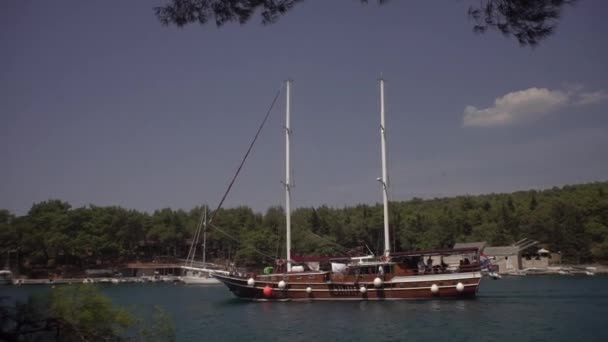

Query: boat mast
[202,206,207,266]
[285,80,292,272]
[379,78,390,258]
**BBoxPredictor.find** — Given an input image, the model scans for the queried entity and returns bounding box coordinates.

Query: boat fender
[247,278,255,286]
[456,282,464,292]
[359,286,367,294]
[278,280,287,289]
[430,284,439,294]
[373,277,383,288]
[263,285,272,297]
[306,286,312,294]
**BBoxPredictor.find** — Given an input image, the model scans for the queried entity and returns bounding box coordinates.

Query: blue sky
[1,0,607,215]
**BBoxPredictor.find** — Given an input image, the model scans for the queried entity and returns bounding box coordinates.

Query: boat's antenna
[285,79,292,272]
[378,77,390,258]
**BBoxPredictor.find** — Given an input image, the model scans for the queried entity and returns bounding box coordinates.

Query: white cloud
[575,90,608,105]
[463,86,607,127]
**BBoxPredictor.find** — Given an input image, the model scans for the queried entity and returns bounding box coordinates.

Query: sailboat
[213,79,482,300]
[180,207,228,285]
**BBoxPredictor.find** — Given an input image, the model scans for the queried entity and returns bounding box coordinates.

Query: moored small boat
[180,208,227,285]
[0,270,13,285]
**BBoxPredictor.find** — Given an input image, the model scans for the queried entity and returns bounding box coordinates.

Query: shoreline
[496,264,608,276]
[8,275,182,286]
[4,266,607,286]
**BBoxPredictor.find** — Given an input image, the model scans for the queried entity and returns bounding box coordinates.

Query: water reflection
[430,300,441,311]
[454,300,466,312]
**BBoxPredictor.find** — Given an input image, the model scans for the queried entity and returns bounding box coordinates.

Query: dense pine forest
[1,182,607,275]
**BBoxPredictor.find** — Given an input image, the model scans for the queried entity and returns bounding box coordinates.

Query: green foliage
[591,240,608,260]
[1,182,608,272]
[0,286,175,341]
[49,285,134,341]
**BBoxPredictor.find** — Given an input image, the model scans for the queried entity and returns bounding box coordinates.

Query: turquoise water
[2,276,608,341]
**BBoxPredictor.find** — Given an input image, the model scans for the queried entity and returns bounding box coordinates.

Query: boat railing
[458,263,482,273]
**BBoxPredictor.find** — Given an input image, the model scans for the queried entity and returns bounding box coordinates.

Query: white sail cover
[291,265,304,272]
[306,262,320,271]
[331,263,347,273]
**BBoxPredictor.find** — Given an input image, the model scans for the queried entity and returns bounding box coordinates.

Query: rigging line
[304,229,351,255]
[208,85,283,225]
[207,222,277,261]
[239,246,276,261]
[289,200,348,256]
[186,208,205,265]
[191,207,207,265]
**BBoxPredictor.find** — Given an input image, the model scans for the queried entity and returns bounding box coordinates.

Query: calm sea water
[2,276,608,341]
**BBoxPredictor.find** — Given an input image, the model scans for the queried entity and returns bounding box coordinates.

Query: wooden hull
[214,271,481,301]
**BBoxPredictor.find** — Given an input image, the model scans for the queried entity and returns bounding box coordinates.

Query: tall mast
[285,80,292,272]
[201,207,208,267]
[379,78,390,257]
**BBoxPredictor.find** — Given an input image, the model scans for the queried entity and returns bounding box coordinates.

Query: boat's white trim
[250,296,477,302]
[390,272,481,283]
[280,283,479,293]
[256,271,328,277]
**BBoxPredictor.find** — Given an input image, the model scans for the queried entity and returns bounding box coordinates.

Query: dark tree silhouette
[155,0,304,27]
[154,0,578,46]
[469,0,579,46]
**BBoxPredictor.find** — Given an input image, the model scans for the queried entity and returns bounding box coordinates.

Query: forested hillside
[1,182,607,273]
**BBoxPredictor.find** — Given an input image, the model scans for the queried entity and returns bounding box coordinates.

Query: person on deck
[440,256,448,271]
[418,259,426,274]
